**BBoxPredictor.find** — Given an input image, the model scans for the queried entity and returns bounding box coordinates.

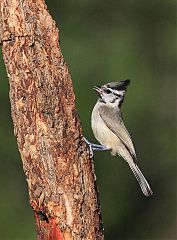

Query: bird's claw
[83,137,110,158]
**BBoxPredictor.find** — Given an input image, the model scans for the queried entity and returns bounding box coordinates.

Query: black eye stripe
[104,88,124,97]
[105,89,111,94]
[114,93,123,98]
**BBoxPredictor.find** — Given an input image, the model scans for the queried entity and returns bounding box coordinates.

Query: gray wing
[99,105,137,163]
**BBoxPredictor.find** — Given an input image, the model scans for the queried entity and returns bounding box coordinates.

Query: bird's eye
[105,89,111,94]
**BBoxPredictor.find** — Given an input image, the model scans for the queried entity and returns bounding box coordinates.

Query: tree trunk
[0,1,103,239]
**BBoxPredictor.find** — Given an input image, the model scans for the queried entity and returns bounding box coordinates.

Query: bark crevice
[0,34,30,43]
[0,0,104,239]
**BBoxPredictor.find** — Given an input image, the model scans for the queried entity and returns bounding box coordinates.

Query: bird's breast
[91,104,121,150]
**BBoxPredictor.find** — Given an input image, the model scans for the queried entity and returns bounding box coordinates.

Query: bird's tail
[128,163,153,197]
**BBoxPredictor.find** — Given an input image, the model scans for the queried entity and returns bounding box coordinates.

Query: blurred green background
[0,0,176,239]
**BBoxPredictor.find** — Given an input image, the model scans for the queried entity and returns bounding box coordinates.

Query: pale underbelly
[91,108,134,161]
[92,117,122,155]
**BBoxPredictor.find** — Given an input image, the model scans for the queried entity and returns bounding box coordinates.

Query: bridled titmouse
[86,79,153,197]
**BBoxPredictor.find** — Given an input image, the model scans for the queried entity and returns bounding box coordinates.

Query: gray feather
[99,105,137,163]
[105,79,130,91]
[129,163,153,197]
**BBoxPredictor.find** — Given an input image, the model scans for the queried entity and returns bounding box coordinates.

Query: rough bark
[0,1,103,239]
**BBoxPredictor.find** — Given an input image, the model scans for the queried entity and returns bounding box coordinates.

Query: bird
[89,79,153,197]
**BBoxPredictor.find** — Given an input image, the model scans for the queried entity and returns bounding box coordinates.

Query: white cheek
[108,99,121,108]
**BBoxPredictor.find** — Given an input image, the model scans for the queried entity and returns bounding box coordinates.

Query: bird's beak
[93,86,102,94]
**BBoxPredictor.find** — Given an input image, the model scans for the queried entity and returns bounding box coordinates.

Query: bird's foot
[83,137,110,157]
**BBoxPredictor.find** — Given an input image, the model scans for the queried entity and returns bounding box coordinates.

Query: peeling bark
[0,0,103,239]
